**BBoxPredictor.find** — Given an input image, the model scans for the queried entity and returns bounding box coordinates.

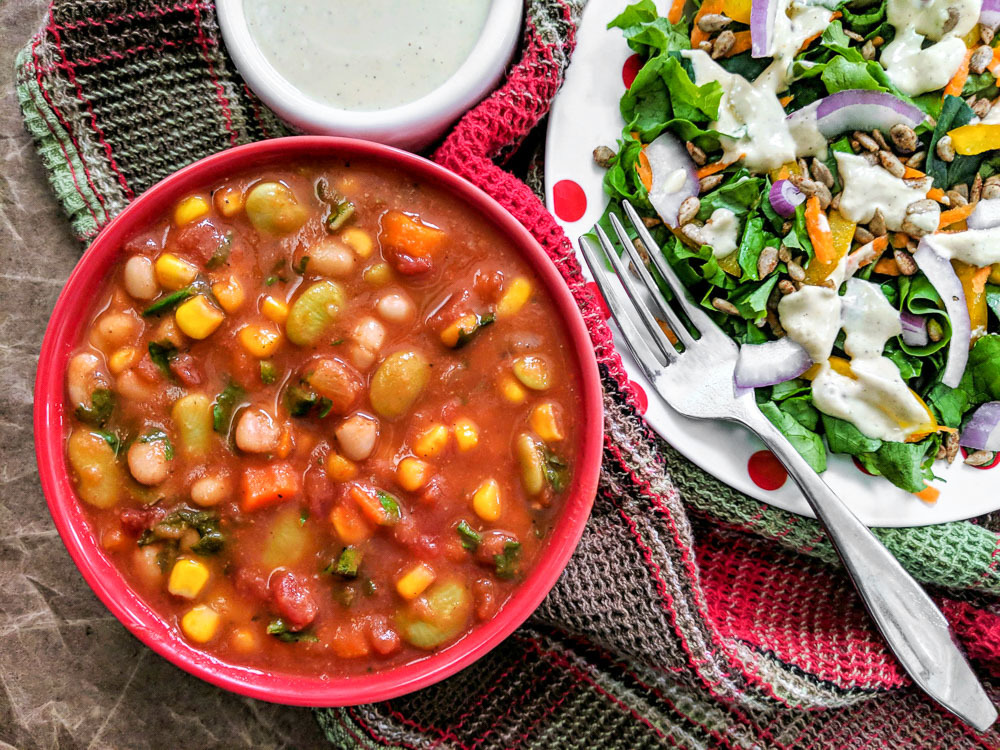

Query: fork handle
[746,412,997,731]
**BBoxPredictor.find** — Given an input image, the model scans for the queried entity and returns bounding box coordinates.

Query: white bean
[190,472,231,506]
[133,545,164,587]
[116,369,158,402]
[124,256,159,300]
[349,343,376,371]
[66,352,110,408]
[90,310,142,353]
[376,291,414,323]
[128,439,171,485]
[235,408,281,453]
[353,316,386,353]
[335,412,379,461]
[309,237,355,277]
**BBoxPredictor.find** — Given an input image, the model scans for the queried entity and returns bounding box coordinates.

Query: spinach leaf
[926,95,981,190]
[897,275,951,355]
[456,520,481,551]
[142,288,193,317]
[957,335,1000,404]
[148,340,178,378]
[75,388,115,426]
[924,382,971,428]
[760,401,827,472]
[212,381,245,433]
[821,414,882,455]
[737,216,767,280]
[494,541,522,580]
[138,429,174,460]
[858,441,932,493]
[138,508,224,555]
[267,618,319,643]
[728,275,779,320]
[697,173,765,221]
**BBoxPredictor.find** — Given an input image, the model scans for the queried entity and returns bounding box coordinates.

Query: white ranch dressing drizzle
[881,0,980,96]
[926,225,1000,266]
[701,208,740,257]
[778,280,929,441]
[244,0,490,111]
[834,151,933,230]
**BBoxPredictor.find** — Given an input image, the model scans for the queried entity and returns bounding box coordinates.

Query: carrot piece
[890,232,909,249]
[848,235,889,269]
[903,166,926,179]
[988,47,1000,76]
[723,30,753,58]
[349,484,399,526]
[804,196,836,263]
[636,147,653,191]
[380,210,446,258]
[944,48,974,99]
[657,319,679,345]
[914,486,940,504]
[667,0,686,24]
[799,12,840,51]
[927,186,947,203]
[330,502,374,545]
[696,153,744,179]
[778,95,795,107]
[873,257,901,275]
[276,426,293,459]
[938,202,976,229]
[241,462,300,511]
[691,0,725,46]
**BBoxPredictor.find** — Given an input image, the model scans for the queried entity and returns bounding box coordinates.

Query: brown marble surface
[0,3,328,747]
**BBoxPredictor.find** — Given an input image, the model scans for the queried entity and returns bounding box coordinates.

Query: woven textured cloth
[15,1,1000,746]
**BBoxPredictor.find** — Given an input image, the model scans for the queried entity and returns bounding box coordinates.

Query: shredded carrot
[890,232,908,249]
[778,95,795,107]
[938,202,976,229]
[657,319,679,345]
[668,0,686,24]
[988,47,1000,76]
[636,147,653,191]
[696,153,744,179]
[873,257,901,275]
[723,30,753,57]
[903,166,926,179]
[928,186,947,203]
[799,12,841,51]
[914,486,940,504]
[944,48,974,99]
[849,235,889,269]
[804,196,836,263]
[972,265,992,297]
[691,0,725,47]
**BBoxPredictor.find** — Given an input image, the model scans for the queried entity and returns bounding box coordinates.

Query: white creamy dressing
[244,0,490,110]
[701,208,740,257]
[881,0,980,96]
[682,0,833,174]
[779,280,930,441]
[834,152,934,230]
[926,225,1000,265]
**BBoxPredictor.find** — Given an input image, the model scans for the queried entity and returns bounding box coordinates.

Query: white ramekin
[217,0,523,151]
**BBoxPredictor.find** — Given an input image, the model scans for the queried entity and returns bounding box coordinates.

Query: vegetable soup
[64,160,582,673]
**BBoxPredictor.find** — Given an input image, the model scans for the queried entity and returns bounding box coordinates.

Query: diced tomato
[366,616,402,656]
[269,571,318,631]
[168,352,202,386]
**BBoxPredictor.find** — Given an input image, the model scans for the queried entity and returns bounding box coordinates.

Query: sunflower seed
[944,432,961,464]
[893,247,918,275]
[778,279,797,295]
[971,45,994,75]
[869,209,887,237]
[778,246,792,263]
[844,29,864,41]
[698,40,713,52]
[972,97,992,119]
[905,150,926,169]
[697,12,732,32]
[712,30,735,58]
[757,245,779,278]
[699,173,724,192]
[890,124,918,154]
[861,40,876,60]
[677,196,701,226]
[686,141,707,166]
[951,182,969,200]
[945,189,968,207]
[983,25,995,44]
[633,237,649,262]
[642,216,662,228]
[901,199,940,237]
[942,6,959,34]
[830,192,842,211]
[786,260,806,282]
[985,183,1000,200]
[935,135,955,163]
[972,173,984,203]
[681,223,706,245]
[878,150,906,178]
[861,151,880,166]
[965,450,995,467]
[711,297,740,315]
[871,129,889,151]
[854,131,879,151]
[592,145,616,168]
[766,309,786,336]
[854,225,875,244]
[810,158,834,188]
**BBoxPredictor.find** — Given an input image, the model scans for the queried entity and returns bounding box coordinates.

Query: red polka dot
[852,456,874,476]
[622,53,642,89]
[960,447,1000,470]
[552,180,587,223]
[631,381,648,414]
[585,281,611,320]
[748,450,788,490]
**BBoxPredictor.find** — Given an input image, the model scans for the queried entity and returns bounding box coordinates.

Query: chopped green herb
[542,449,569,492]
[317,397,334,419]
[286,385,319,416]
[147,340,178,378]
[494,541,521,580]
[267,618,319,642]
[293,256,310,275]
[326,201,356,231]
[138,508,224,555]
[75,388,115,426]
[94,429,121,455]
[377,491,401,523]
[260,361,278,384]
[451,312,496,349]
[264,260,288,287]
[138,429,174,460]
[212,381,246,433]
[142,288,193,317]
[204,233,233,269]
[456,520,481,551]
[325,546,362,578]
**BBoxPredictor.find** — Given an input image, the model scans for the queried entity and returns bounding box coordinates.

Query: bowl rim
[34,135,603,706]
[216,0,522,139]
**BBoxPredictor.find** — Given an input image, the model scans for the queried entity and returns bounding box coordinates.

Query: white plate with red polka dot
[543,0,1000,527]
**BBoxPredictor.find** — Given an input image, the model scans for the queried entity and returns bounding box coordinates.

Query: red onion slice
[644,132,699,228]
[769,179,805,218]
[735,336,813,388]
[899,310,928,347]
[750,0,777,58]
[982,0,1000,30]
[913,237,972,388]
[960,402,1000,450]
[786,90,925,140]
[968,199,1000,230]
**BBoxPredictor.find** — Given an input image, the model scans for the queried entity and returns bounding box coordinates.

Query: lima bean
[369,351,431,419]
[515,433,545,495]
[286,281,345,347]
[396,580,471,650]
[67,429,121,508]
[171,393,213,457]
[245,181,308,234]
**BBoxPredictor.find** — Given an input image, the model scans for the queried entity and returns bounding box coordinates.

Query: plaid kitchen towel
[16,0,1000,746]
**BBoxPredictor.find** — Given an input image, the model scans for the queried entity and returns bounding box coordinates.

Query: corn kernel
[231,626,258,652]
[327,453,358,482]
[174,195,210,226]
[212,276,245,314]
[497,277,532,319]
[396,562,436,600]
[181,604,220,643]
[499,375,527,404]
[397,457,431,492]
[341,227,374,258]
[440,313,479,348]
[175,295,225,340]
[363,262,392,286]
[472,478,501,521]
[155,253,198,290]
[453,418,479,451]
[530,403,564,442]
[414,424,449,458]
[168,558,210,599]
[213,186,244,217]
[108,346,140,375]
[261,295,289,325]
[238,323,282,357]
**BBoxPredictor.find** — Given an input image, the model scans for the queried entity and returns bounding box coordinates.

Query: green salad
[599,0,1000,498]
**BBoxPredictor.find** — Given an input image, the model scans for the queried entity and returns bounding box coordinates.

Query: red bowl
[33,136,603,706]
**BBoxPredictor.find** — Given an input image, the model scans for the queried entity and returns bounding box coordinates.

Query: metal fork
[579,201,997,731]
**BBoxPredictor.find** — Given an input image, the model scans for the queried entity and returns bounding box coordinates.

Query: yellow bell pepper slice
[953,260,991,343]
[947,124,1000,156]
[722,0,752,24]
[718,251,742,277]
[803,209,855,285]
